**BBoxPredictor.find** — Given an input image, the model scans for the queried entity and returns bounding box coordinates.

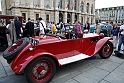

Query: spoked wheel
[3,38,29,61]
[25,57,56,83]
[99,41,113,59]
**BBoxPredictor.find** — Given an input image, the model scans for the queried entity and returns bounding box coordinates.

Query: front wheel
[99,41,113,59]
[25,57,56,83]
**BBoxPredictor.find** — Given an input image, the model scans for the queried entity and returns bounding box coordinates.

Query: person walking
[113,23,120,49]
[14,16,22,39]
[25,18,34,37]
[39,18,46,35]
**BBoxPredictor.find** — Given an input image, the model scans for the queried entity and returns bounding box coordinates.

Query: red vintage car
[3,32,113,83]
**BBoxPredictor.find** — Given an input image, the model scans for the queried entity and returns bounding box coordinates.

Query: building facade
[1,0,95,24]
[96,6,124,23]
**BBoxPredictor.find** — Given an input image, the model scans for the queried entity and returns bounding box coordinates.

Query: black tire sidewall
[99,41,113,59]
[3,37,29,60]
[25,57,56,83]
[0,36,8,51]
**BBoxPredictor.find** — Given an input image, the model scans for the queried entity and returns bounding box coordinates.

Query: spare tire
[0,36,8,51]
[3,37,29,60]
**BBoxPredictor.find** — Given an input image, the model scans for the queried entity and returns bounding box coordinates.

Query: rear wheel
[99,41,113,59]
[25,57,56,83]
[3,38,29,61]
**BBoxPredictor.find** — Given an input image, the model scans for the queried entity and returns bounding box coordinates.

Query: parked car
[90,23,108,37]
[0,15,23,51]
[3,31,113,83]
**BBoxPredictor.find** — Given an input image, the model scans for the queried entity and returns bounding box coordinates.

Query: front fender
[94,37,113,55]
[10,49,59,74]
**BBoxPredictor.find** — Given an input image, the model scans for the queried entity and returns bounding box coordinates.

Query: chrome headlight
[29,37,39,46]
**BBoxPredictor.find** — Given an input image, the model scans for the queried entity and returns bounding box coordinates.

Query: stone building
[96,6,124,23]
[1,0,95,24]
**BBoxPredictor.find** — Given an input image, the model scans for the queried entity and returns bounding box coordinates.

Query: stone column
[89,4,91,15]
[63,12,67,23]
[89,16,91,23]
[84,3,87,14]
[78,0,81,12]
[84,15,87,23]
[55,11,59,23]
[72,13,75,23]
[79,14,81,22]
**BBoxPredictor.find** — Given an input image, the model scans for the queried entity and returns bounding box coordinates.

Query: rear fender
[10,49,59,74]
[94,37,113,55]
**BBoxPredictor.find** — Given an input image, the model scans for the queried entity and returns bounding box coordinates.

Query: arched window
[66,0,70,9]
[75,14,77,22]
[59,13,63,22]
[80,1,84,12]
[67,13,71,23]
[46,14,49,22]
[44,0,50,8]
[87,3,89,13]
[74,0,77,10]
[58,0,62,9]
[81,17,84,24]
[91,4,93,14]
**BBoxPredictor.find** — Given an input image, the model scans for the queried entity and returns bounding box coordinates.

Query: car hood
[33,35,66,45]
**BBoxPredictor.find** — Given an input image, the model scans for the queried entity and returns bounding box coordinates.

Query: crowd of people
[1,16,124,55]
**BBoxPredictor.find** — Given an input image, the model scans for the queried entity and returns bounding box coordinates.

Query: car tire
[0,36,8,51]
[3,37,29,60]
[99,41,113,59]
[25,57,56,83]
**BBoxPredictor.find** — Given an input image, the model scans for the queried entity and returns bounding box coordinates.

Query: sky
[95,0,124,9]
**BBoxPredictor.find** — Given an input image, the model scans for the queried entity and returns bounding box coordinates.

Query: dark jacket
[25,21,34,37]
[14,20,22,35]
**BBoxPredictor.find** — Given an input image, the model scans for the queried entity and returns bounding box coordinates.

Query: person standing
[39,18,46,35]
[117,23,124,52]
[52,21,57,34]
[95,22,101,34]
[113,23,120,49]
[25,18,34,37]
[9,20,17,43]
[105,22,113,37]
[14,16,22,39]
[84,21,90,32]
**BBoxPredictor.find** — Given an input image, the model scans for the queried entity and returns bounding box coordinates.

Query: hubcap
[103,44,111,56]
[31,60,52,82]
[7,40,23,53]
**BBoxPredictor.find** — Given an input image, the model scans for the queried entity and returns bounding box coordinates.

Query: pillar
[63,12,67,23]
[72,13,75,23]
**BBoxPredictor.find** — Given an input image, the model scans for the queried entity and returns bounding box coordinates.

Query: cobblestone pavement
[0,51,124,83]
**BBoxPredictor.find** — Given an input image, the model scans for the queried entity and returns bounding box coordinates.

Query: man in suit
[14,16,22,39]
[25,18,34,37]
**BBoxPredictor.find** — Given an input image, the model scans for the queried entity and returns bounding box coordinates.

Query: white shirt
[39,20,46,34]
[120,24,124,35]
